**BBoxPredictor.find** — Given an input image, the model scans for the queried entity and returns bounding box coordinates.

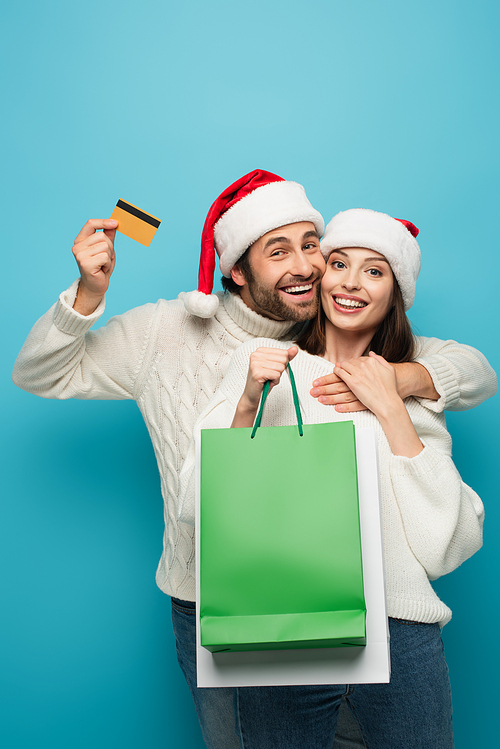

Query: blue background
[1,1,498,746]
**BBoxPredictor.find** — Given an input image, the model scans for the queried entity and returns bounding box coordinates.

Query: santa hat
[320,209,421,310]
[183,169,325,317]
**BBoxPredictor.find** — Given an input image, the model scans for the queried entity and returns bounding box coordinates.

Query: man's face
[231,222,326,322]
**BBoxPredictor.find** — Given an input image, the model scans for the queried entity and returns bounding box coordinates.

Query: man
[13,170,497,748]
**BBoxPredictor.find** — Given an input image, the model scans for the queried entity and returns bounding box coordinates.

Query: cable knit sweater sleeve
[13,280,497,411]
[413,336,497,412]
[12,280,161,400]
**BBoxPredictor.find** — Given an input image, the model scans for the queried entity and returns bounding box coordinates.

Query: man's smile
[279,283,314,296]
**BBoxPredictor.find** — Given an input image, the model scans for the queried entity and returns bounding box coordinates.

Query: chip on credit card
[110,199,161,246]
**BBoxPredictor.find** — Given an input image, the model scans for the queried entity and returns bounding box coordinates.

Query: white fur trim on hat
[180,290,220,318]
[216,181,324,277]
[320,209,421,309]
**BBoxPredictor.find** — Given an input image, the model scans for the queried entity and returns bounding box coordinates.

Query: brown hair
[295,278,415,363]
[221,247,252,295]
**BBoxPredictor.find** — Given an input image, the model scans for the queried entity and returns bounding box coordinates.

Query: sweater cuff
[53,279,106,335]
[389,442,444,475]
[413,355,460,413]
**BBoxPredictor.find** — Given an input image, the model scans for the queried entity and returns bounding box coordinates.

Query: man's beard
[245,271,322,322]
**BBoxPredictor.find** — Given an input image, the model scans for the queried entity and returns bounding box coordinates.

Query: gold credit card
[110,199,161,246]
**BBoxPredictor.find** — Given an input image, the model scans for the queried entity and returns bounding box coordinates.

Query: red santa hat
[320,209,421,310]
[182,169,325,317]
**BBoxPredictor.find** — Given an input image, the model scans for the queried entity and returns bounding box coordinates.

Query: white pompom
[181,290,220,318]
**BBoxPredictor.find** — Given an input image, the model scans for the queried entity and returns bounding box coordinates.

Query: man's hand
[310,366,368,413]
[311,357,439,411]
[72,219,118,315]
[392,361,439,401]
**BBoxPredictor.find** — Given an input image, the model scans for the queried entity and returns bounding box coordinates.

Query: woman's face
[321,247,394,338]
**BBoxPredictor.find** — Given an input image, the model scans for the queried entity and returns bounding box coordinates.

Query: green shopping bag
[199,365,366,653]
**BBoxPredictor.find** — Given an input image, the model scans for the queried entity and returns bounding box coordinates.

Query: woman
[179,209,485,748]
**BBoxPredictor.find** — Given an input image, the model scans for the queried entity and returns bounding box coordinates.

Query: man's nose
[289,250,315,277]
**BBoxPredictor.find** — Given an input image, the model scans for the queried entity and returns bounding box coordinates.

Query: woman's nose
[342,272,361,290]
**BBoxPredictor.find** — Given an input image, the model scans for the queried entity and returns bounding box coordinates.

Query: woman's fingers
[368,350,393,370]
[332,354,400,415]
[250,347,297,377]
[253,346,295,361]
[334,355,383,381]
[243,346,299,408]
[335,354,395,385]
[233,349,295,428]
[249,365,288,390]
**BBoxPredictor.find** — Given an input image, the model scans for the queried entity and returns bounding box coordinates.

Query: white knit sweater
[13,281,497,603]
[179,341,486,626]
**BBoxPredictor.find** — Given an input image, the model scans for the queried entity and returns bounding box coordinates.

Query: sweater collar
[215,292,298,343]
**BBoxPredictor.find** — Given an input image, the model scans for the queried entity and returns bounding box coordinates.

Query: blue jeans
[171,599,365,748]
[171,599,453,749]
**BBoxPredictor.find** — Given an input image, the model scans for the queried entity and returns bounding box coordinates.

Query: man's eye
[271,250,285,257]
[303,243,317,250]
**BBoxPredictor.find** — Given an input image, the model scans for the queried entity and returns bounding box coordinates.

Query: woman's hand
[334,352,423,457]
[311,360,439,410]
[231,346,298,428]
[333,352,400,418]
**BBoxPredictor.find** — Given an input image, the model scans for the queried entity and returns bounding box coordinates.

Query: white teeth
[334,297,367,308]
[283,284,312,294]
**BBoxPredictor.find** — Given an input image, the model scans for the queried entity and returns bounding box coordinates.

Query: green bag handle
[251,363,303,438]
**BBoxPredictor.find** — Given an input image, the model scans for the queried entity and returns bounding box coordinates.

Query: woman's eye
[368,268,382,276]
[331,260,346,269]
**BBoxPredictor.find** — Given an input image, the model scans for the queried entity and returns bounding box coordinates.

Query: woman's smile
[331,293,368,312]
